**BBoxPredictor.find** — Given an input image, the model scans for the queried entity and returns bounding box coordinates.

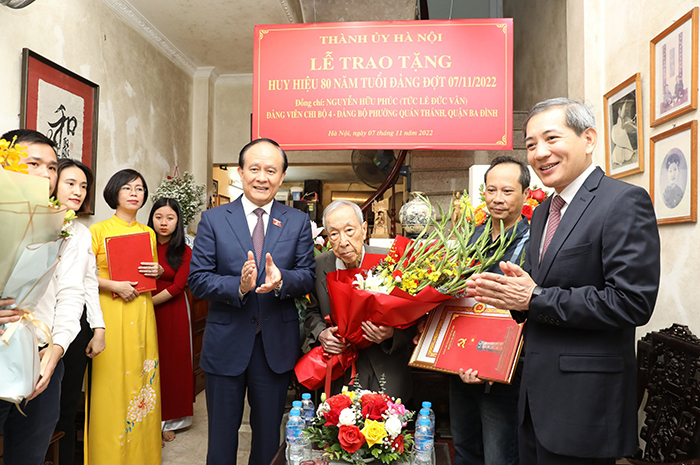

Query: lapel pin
[273,218,282,228]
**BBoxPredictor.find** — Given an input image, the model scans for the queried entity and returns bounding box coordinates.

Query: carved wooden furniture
[630,324,700,464]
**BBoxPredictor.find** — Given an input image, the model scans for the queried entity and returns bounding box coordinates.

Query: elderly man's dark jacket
[304,246,414,400]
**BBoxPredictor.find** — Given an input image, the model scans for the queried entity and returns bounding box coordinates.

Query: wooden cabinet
[185,287,209,396]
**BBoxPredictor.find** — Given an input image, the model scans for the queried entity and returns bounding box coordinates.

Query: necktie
[541,195,566,261]
[252,208,265,333]
[252,208,265,266]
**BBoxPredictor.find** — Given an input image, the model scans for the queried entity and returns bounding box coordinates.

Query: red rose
[390,434,404,454]
[324,394,353,426]
[361,393,388,420]
[521,204,534,220]
[530,188,546,202]
[338,425,366,453]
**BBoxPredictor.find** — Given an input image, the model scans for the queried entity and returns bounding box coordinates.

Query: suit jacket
[519,167,660,458]
[188,198,315,376]
[304,247,414,400]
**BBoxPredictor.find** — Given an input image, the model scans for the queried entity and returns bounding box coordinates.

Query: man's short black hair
[238,138,288,172]
[51,158,95,214]
[2,129,57,156]
[484,156,531,192]
[103,169,148,210]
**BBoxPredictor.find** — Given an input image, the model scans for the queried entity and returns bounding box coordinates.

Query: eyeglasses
[120,185,145,193]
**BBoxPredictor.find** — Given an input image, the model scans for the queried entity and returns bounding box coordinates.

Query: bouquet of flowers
[305,382,414,465]
[295,193,517,392]
[0,137,67,404]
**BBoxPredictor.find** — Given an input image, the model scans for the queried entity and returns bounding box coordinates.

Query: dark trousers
[450,375,519,465]
[0,359,64,465]
[519,402,615,465]
[56,311,92,465]
[205,332,292,465]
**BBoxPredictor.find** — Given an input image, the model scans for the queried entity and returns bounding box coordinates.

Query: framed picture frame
[650,7,698,127]
[650,120,697,224]
[409,298,524,384]
[20,48,100,214]
[208,179,219,209]
[218,194,230,205]
[603,73,644,178]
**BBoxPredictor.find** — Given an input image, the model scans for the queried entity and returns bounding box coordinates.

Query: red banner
[253,19,513,151]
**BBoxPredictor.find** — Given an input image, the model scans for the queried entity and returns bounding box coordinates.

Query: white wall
[568,0,700,335]
[0,0,193,225]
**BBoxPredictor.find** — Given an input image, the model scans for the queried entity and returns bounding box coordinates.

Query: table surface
[270,441,450,465]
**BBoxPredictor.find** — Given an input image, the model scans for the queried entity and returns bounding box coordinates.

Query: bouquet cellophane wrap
[0,169,64,404]
[295,248,451,392]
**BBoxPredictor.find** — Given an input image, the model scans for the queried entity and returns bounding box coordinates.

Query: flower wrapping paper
[295,251,451,391]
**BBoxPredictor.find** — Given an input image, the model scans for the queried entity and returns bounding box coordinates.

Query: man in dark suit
[188,138,315,465]
[468,98,661,464]
[304,199,414,401]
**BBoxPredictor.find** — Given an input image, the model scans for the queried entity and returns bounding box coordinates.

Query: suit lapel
[259,201,287,279]
[225,198,255,256]
[537,168,603,282]
[529,196,549,281]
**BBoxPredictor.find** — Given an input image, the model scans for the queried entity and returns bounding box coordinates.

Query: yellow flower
[361,419,387,447]
[64,210,77,223]
[1,137,28,174]
[341,386,355,400]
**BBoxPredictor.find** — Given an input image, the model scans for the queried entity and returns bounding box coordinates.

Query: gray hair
[322,200,364,230]
[523,98,596,139]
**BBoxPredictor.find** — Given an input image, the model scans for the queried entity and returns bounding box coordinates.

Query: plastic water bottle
[414,417,434,465]
[421,401,436,436]
[292,400,303,417]
[301,393,315,426]
[417,407,431,434]
[286,408,305,465]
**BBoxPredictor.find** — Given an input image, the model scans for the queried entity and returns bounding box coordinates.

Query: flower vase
[399,192,431,238]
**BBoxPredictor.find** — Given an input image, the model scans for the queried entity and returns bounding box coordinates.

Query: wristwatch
[531,285,544,299]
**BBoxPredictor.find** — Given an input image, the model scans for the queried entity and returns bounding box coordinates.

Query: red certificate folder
[410,299,524,384]
[105,232,157,298]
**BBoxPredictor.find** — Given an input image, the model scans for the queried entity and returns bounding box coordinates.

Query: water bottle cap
[422,401,432,408]
[302,393,311,399]
[292,401,302,408]
[418,418,430,426]
[419,408,430,416]
[290,408,301,416]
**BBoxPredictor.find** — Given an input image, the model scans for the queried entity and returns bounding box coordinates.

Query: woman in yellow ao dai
[86,169,162,464]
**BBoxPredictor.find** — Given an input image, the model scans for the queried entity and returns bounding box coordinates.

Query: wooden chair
[628,324,700,464]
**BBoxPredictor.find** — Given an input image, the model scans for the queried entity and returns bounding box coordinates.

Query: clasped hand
[319,322,394,355]
[465,261,537,311]
[239,251,282,295]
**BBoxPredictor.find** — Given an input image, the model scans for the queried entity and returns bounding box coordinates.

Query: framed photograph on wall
[604,73,644,178]
[208,179,219,209]
[650,120,697,224]
[650,7,698,127]
[20,48,100,214]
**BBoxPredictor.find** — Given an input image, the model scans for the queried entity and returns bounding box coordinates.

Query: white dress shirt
[35,227,84,351]
[539,163,597,257]
[240,195,273,237]
[73,221,105,329]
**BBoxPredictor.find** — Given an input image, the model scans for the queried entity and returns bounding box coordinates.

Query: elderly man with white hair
[303,199,414,400]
